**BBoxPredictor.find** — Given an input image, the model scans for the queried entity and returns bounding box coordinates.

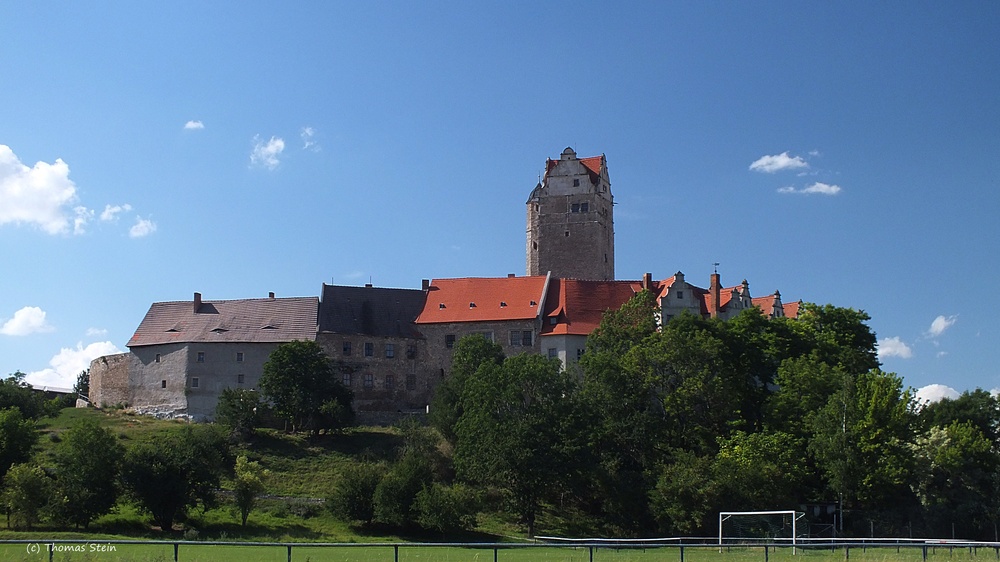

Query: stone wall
[88,352,131,407]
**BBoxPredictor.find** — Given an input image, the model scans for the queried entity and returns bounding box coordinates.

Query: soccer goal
[719,510,804,546]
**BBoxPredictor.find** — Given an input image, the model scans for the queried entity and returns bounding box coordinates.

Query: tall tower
[526,147,615,280]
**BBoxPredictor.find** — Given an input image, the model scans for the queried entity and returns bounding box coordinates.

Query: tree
[809,369,916,524]
[2,463,50,530]
[0,372,47,420]
[215,388,262,441]
[51,418,124,529]
[920,389,1000,447]
[909,421,1000,538]
[415,483,479,534]
[649,450,718,535]
[120,425,230,531]
[233,455,268,526]
[0,408,38,481]
[327,462,387,525]
[74,370,90,401]
[259,340,354,435]
[711,430,806,511]
[793,304,880,376]
[429,334,504,442]
[454,354,581,536]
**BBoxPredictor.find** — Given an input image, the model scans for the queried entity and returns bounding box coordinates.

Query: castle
[89,148,798,423]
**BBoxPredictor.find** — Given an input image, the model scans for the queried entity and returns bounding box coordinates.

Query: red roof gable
[545,154,605,183]
[542,279,651,336]
[415,276,548,324]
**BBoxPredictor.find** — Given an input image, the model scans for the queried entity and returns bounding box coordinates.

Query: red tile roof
[415,276,548,324]
[127,296,318,347]
[545,154,605,183]
[541,279,651,336]
[752,295,779,317]
[783,300,801,319]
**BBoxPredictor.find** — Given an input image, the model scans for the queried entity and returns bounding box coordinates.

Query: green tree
[711,430,806,511]
[920,389,1000,447]
[327,462,387,525]
[415,483,479,534]
[766,356,847,437]
[454,354,580,537]
[233,455,268,526]
[793,304,880,376]
[2,463,50,530]
[215,388,262,441]
[809,369,916,522]
[259,340,354,435]
[429,334,504,442]
[120,426,230,531]
[74,370,90,400]
[0,372,47,420]
[649,450,718,535]
[0,408,38,481]
[51,418,124,529]
[910,421,1000,538]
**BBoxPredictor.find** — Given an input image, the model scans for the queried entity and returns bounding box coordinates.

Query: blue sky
[1,2,997,400]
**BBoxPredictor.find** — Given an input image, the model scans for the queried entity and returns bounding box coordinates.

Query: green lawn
[0,543,997,562]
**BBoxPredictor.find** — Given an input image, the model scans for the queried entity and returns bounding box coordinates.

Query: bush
[327,463,387,524]
[415,483,479,533]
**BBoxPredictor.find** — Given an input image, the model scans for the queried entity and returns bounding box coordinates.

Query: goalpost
[719,510,804,548]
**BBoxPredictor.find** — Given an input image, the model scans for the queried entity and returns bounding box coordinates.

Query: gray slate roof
[127,296,318,347]
[319,284,426,339]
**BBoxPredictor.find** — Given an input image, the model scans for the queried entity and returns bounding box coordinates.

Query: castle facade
[89,149,798,423]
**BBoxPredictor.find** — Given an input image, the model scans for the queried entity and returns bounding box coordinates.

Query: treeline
[425,292,1000,539]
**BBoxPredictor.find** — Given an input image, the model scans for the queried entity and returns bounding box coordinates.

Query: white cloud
[184,120,205,130]
[915,384,960,406]
[25,341,121,389]
[100,203,132,221]
[0,144,92,235]
[878,336,913,359]
[777,182,842,196]
[129,216,157,238]
[749,152,809,173]
[85,327,107,337]
[0,306,55,336]
[301,127,319,151]
[250,135,285,170]
[928,315,958,338]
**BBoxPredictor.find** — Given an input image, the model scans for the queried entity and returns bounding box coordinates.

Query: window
[478,331,494,342]
[571,203,580,213]
[676,291,683,299]
[363,373,374,389]
[364,342,374,357]
[160,380,166,389]
[385,374,394,390]
[522,330,533,347]
[343,373,352,386]
[580,202,589,212]
[197,351,205,363]
[577,348,585,361]
[573,179,580,187]
[155,353,161,363]
[236,352,244,362]
[406,344,417,359]
[406,374,417,390]
[237,374,245,384]
[191,377,199,389]
[385,344,395,358]
[509,330,521,346]
[445,334,456,349]
[547,348,558,359]
[343,341,352,356]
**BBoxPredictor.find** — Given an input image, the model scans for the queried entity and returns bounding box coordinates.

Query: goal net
[719,510,804,545]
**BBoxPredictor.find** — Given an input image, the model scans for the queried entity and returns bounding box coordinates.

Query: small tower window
[581,202,589,212]
[573,179,580,187]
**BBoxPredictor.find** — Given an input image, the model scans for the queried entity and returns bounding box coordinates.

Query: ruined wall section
[88,353,132,407]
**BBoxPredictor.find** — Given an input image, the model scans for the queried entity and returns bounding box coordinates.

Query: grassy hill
[8,407,514,543]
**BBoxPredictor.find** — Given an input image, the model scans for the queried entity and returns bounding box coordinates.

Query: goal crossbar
[719,510,803,547]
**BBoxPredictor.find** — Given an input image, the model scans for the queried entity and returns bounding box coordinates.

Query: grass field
[0,542,998,562]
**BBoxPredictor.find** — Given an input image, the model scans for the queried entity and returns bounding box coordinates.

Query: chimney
[421,279,430,291]
[710,273,720,318]
[193,292,202,313]
[642,272,652,291]
[268,292,275,300]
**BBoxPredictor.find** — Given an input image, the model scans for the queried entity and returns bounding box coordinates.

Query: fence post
[923,545,928,562]
[174,543,179,562]
[493,546,498,562]
[394,545,399,562]
[681,545,685,562]
[590,546,594,562]
[287,545,292,562]
[845,545,850,561]
[765,545,769,562]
